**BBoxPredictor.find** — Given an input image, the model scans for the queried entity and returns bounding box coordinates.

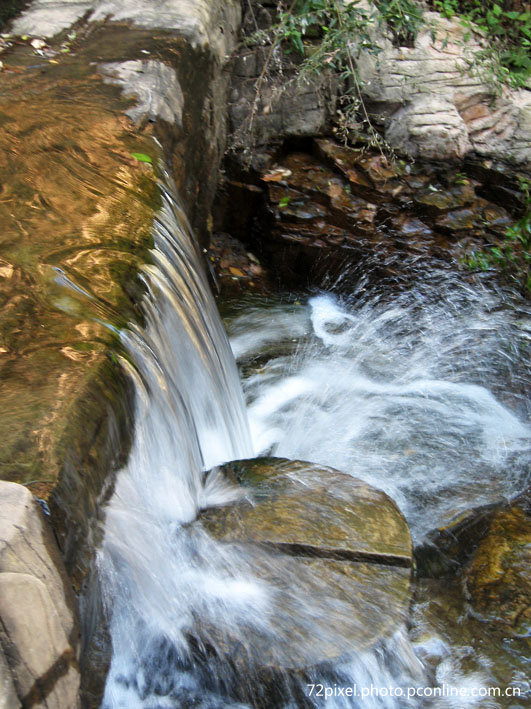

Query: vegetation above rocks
[464,177,530,295]
[430,0,531,88]
[246,1,530,124]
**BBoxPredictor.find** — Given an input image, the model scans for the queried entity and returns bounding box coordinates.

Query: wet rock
[0,480,80,707]
[435,208,478,233]
[410,578,530,700]
[200,457,412,671]
[216,136,527,294]
[0,1,242,584]
[415,501,501,578]
[465,489,530,636]
[208,231,272,296]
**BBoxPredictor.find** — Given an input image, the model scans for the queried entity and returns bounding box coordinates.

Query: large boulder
[199,457,412,674]
[0,481,80,708]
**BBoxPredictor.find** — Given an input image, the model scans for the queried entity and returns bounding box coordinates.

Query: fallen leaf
[131,152,152,164]
[229,267,244,277]
[262,167,292,182]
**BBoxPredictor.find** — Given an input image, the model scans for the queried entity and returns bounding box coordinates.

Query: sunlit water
[96,174,530,707]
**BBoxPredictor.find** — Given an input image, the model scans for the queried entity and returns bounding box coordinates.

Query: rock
[199,457,412,672]
[0,481,80,707]
[416,488,531,639]
[415,500,501,578]
[386,96,472,161]
[215,138,528,293]
[0,645,20,709]
[355,10,531,166]
[465,489,531,636]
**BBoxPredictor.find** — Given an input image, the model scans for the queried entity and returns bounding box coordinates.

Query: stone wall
[1,2,242,703]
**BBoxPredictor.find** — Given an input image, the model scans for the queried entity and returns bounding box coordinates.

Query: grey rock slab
[12,1,95,38]
[0,645,20,709]
[0,482,80,707]
[0,573,80,708]
[0,482,78,645]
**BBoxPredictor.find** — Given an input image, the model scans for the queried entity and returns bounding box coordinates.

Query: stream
[96,174,530,708]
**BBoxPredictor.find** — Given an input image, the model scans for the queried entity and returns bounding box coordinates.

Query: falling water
[97,173,262,707]
[96,175,422,708]
[95,172,529,707]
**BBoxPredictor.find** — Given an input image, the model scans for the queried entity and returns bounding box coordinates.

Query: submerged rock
[416,489,530,638]
[199,457,412,673]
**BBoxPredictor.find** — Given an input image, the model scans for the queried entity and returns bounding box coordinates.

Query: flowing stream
[96,174,530,707]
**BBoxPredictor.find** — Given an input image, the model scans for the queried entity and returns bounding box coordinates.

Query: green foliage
[276,0,424,56]
[377,0,424,46]
[0,1,27,29]
[464,178,531,294]
[432,0,531,87]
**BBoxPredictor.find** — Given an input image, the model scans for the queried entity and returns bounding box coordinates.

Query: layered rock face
[356,11,531,166]
[216,138,526,293]
[228,2,530,167]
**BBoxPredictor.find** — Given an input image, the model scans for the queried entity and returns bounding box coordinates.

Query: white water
[97,177,425,708]
[229,281,530,542]
[95,174,530,707]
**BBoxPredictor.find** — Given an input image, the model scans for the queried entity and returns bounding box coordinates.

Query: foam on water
[230,283,530,541]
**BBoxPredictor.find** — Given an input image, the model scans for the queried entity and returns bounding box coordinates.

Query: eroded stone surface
[12,0,240,58]
[100,60,184,125]
[0,481,80,708]
[355,10,531,165]
[200,457,412,671]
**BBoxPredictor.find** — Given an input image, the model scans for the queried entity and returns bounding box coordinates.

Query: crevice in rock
[252,540,413,568]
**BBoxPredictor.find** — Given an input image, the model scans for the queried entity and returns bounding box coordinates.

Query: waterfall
[97,173,265,707]
[95,171,529,707]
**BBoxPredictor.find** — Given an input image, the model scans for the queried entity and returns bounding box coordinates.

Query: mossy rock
[465,489,530,636]
[199,457,413,672]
